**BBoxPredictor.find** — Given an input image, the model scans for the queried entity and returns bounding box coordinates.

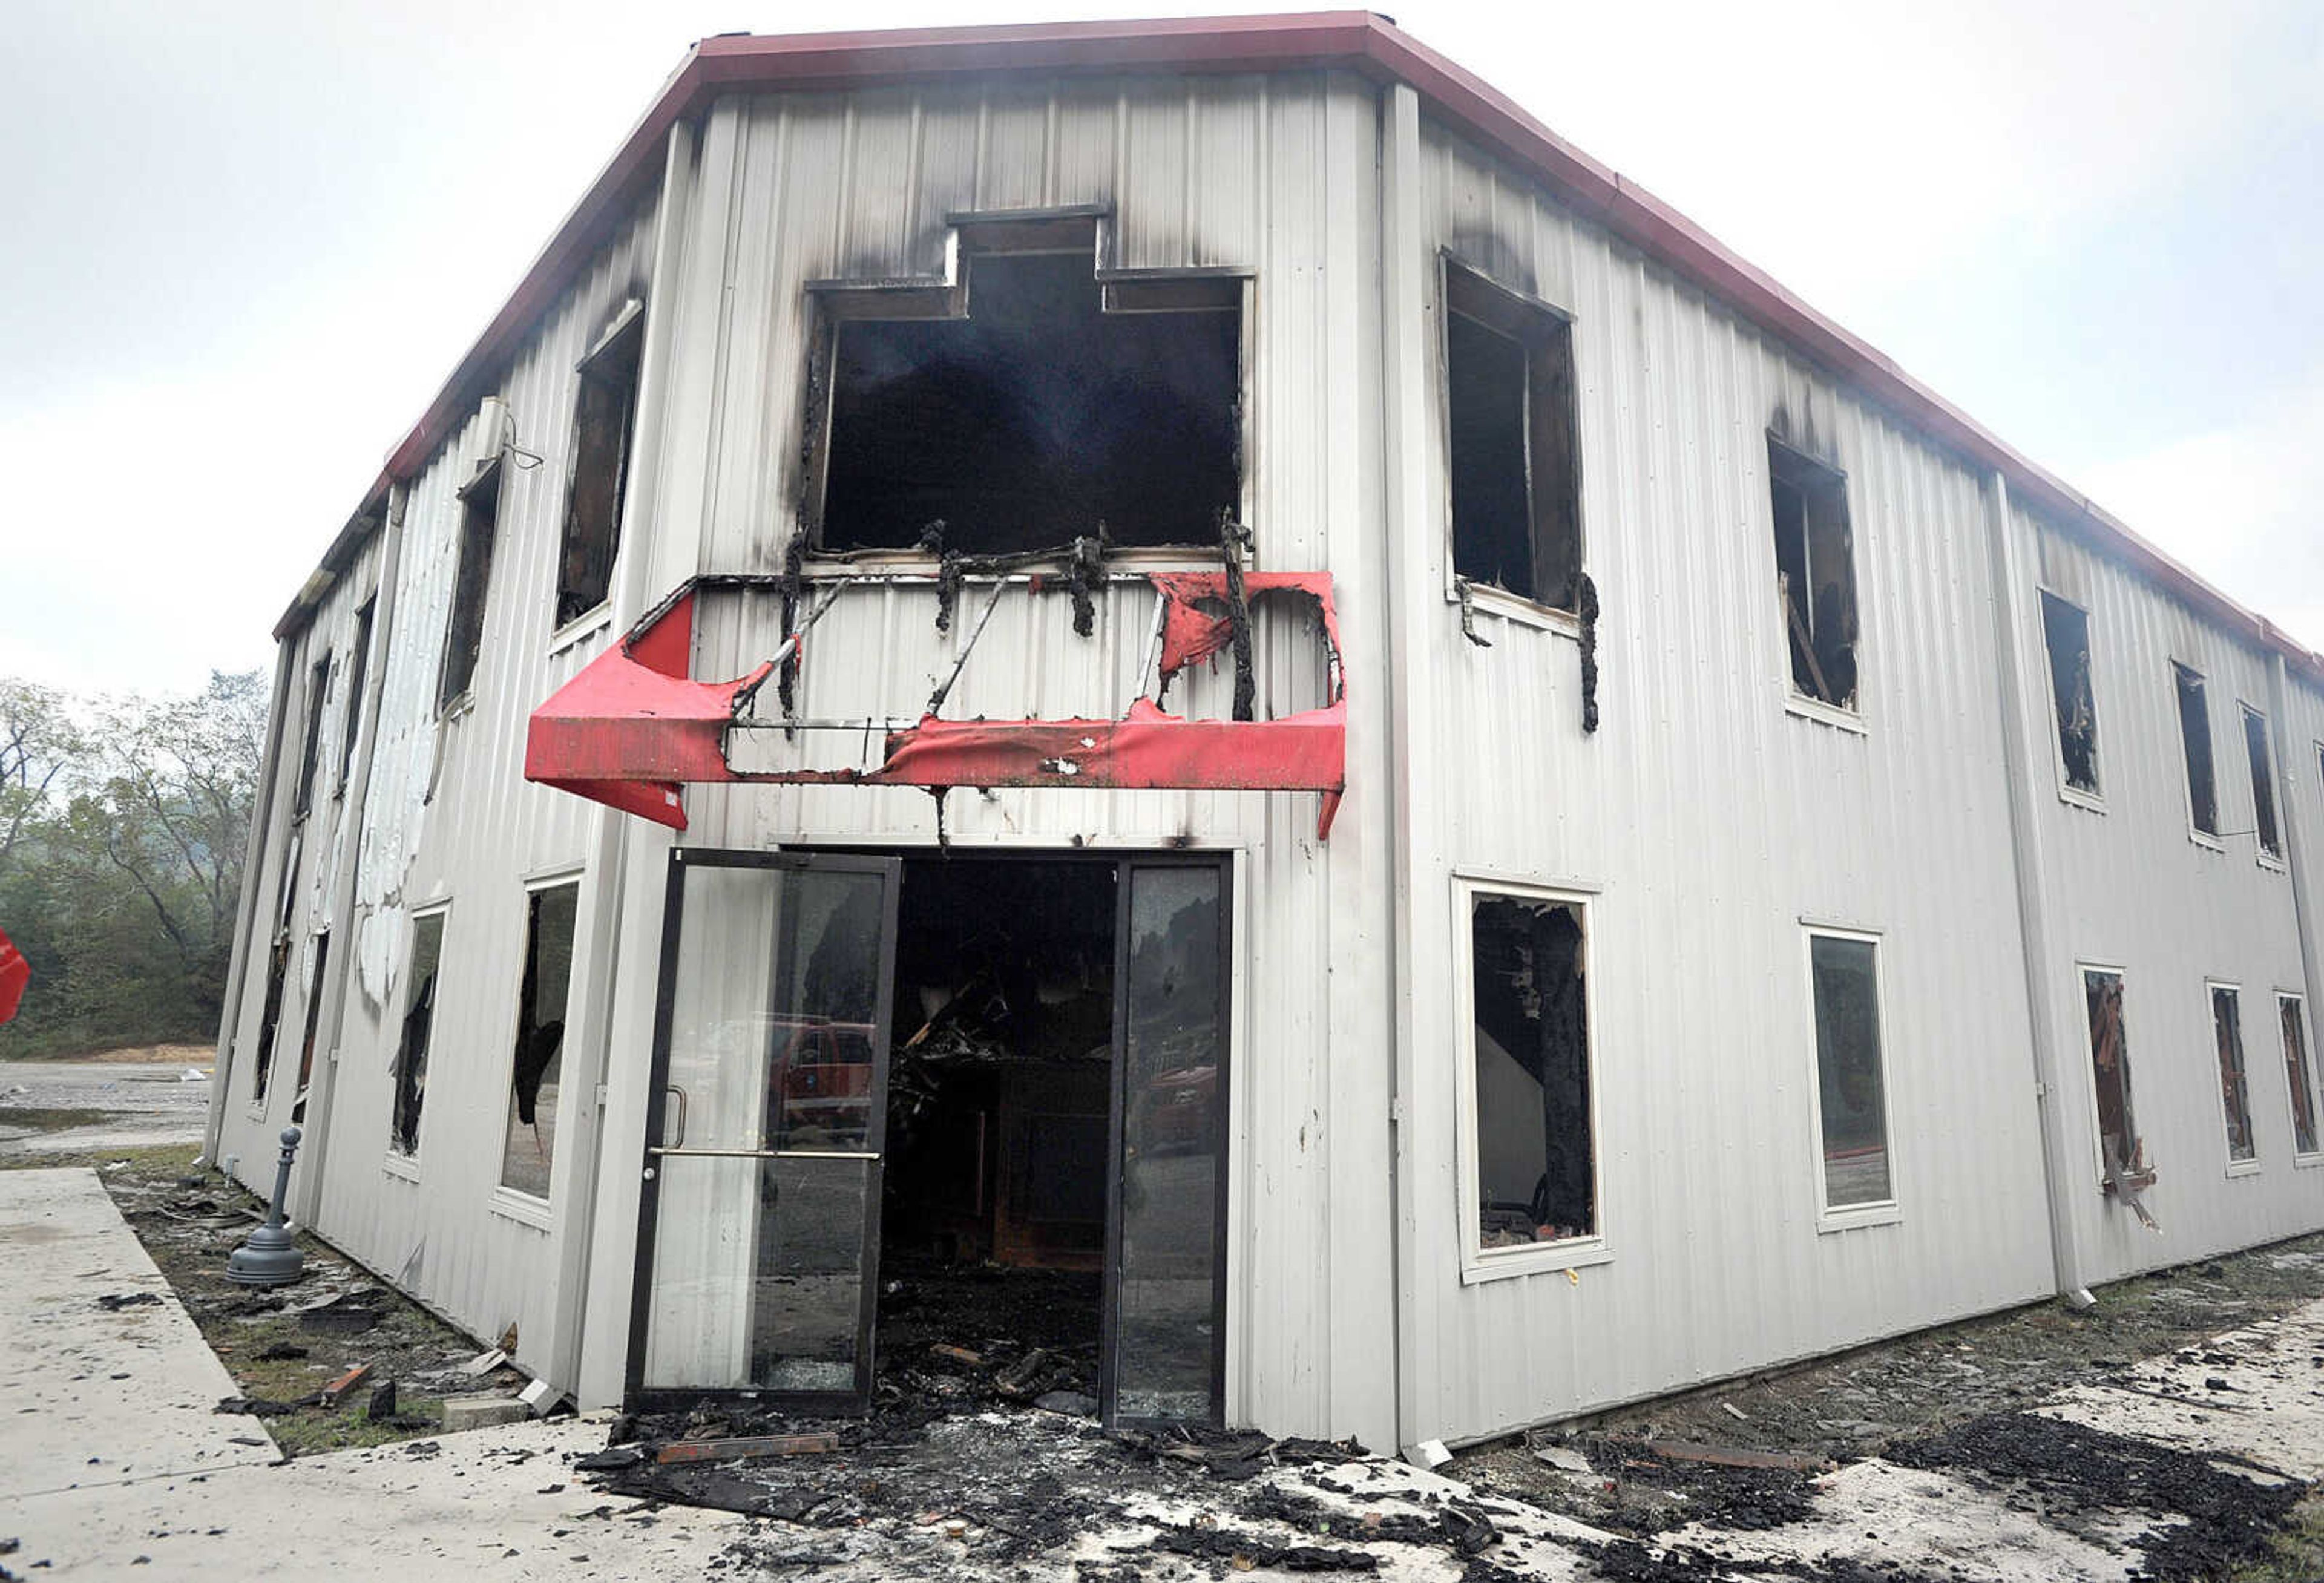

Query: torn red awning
[0,926,27,1026]
[525,572,1347,837]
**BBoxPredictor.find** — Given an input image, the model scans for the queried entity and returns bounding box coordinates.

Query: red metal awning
[525,572,1347,837]
[0,926,28,1026]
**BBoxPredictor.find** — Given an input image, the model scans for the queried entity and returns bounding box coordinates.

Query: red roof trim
[291,12,2316,675]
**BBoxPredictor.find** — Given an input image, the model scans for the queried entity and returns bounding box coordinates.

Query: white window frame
[2279,991,2323,1168]
[2237,702,2286,871]
[2076,960,2142,1192]
[2170,659,2224,852]
[2207,977,2262,1178]
[2035,585,2105,814]
[1800,923,1902,1231]
[384,902,452,1179]
[490,868,585,1224]
[1450,871,1609,1283]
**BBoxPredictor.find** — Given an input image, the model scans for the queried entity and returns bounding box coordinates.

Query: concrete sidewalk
[0,1169,742,1579]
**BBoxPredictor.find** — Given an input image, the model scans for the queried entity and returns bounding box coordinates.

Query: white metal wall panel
[2014,506,2324,1281]
[576,71,1402,1446]
[1393,120,2056,1444]
[224,199,663,1372]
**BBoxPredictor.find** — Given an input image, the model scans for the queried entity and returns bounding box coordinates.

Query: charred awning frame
[524,571,1347,837]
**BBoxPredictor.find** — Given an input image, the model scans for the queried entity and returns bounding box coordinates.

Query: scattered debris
[657,1432,841,1465]
[318,1363,372,1406]
[94,1292,161,1311]
[442,1394,531,1432]
[366,1380,398,1423]
[460,1348,508,1377]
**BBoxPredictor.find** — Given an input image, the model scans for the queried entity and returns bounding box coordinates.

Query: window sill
[548,603,614,657]
[2294,1152,2324,1171]
[1443,582,1581,641]
[2056,785,2106,815]
[2225,1158,2263,1179]
[438,691,477,725]
[1460,1235,1612,1286]
[1817,1201,1903,1234]
[1785,693,1867,736]
[2258,853,2288,874]
[381,1152,421,1183]
[488,1187,553,1231]
[2188,828,2226,854]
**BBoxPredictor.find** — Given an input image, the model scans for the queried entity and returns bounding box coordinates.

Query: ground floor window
[1807,929,1892,1213]
[2083,967,2149,1193]
[1461,883,1594,1257]
[2213,983,2256,1165]
[501,881,578,1199]
[392,910,446,1158]
[2283,994,2319,1158]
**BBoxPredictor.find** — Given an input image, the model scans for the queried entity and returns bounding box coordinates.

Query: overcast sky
[4,0,2319,696]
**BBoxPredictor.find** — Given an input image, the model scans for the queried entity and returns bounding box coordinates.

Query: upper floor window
[2171,661,2219,838]
[816,238,1239,557]
[2038,591,2099,798]
[337,598,373,793]
[438,457,504,713]
[1767,436,1859,711]
[291,650,331,818]
[557,303,643,629]
[2240,703,2281,862]
[1443,261,1581,612]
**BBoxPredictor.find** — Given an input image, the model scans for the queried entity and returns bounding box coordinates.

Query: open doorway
[628,847,1229,1427]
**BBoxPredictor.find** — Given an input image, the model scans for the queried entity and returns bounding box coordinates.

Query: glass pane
[640,860,888,1395]
[1469,895,1593,1245]
[501,883,578,1199]
[2285,998,2319,1157]
[2215,987,2255,1162]
[392,914,444,1156]
[1116,865,1224,1420]
[1811,935,1889,1207]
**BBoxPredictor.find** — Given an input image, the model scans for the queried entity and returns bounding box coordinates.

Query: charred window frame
[1453,876,1603,1280]
[556,300,644,631]
[290,929,330,1125]
[290,650,331,818]
[249,931,292,1104]
[438,457,504,714]
[2281,993,2321,1161]
[1441,260,1583,614]
[2211,981,2259,1170]
[498,879,579,1205]
[337,599,372,795]
[1805,927,1897,1225]
[2241,704,2282,865]
[805,213,1247,559]
[2082,966,2153,1199]
[1767,436,1860,713]
[389,908,448,1162]
[2172,661,2220,841]
[2038,590,2101,802]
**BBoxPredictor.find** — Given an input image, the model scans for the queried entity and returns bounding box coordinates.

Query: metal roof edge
[276,11,2322,681]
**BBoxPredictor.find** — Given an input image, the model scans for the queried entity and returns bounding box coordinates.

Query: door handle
[663,1084,689,1149]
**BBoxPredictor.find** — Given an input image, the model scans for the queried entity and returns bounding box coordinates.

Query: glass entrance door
[628,851,899,1414]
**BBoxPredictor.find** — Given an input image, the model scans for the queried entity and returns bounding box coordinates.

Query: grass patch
[2233,1491,2324,1581]
[0,1140,190,1173]
[0,1106,120,1133]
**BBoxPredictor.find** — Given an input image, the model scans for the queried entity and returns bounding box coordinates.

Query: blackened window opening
[439,465,502,712]
[338,600,372,792]
[819,251,1239,554]
[290,930,329,1124]
[292,652,330,817]
[1445,267,1582,611]
[250,932,291,1103]
[2214,986,2256,1162]
[1768,438,1859,709]
[2284,996,2319,1157]
[503,883,577,1199]
[558,309,643,626]
[1469,895,1593,1247]
[392,913,445,1157]
[2040,591,2100,795]
[2244,706,2280,859]
[2174,663,2218,835]
[2084,969,2142,1182]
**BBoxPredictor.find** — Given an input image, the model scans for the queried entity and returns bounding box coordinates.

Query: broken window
[818,247,1239,555]
[337,599,372,793]
[1445,263,1582,610]
[1468,891,1594,1250]
[2084,968,2149,1195]
[1767,436,1859,710]
[2283,995,2319,1157]
[290,931,329,1124]
[391,911,445,1158]
[438,460,503,712]
[2039,591,2100,795]
[1808,931,1891,1210]
[291,651,330,818]
[557,303,643,628]
[2242,704,2281,860]
[2173,663,2218,837]
[501,881,578,1200]
[249,932,290,1103]
[2214,985,2257,1164]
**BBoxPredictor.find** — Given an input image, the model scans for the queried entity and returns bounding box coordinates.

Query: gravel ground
[0,1056,214,1154]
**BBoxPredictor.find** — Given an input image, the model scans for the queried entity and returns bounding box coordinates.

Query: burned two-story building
[208,13,2324,1458]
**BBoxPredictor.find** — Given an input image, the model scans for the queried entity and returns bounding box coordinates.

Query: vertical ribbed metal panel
[629,70,1400,1447]
[2017,505,2319,1282]
[215,198,663,1369]
[1394,120,2055,1444]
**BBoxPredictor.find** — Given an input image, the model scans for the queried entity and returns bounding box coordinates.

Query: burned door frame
[622,848,903,1417]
